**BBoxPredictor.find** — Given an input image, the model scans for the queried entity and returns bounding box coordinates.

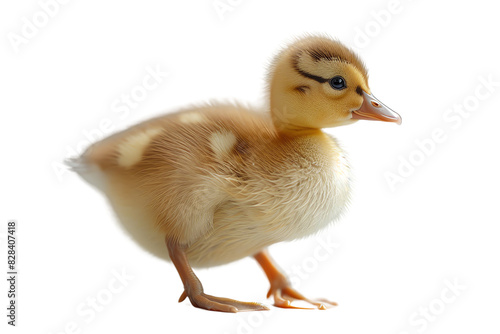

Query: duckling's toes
[187,292,237,312]
[271,289,310,309]
[255,250,338,310]
[185,292,269,313]
[204,295,270,312]
[271,287,337,310]
[315,298,338,308]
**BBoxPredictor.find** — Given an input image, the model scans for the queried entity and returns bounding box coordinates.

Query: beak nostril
[371,101,380,108]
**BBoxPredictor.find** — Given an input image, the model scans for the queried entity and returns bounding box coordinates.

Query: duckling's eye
[329,76,346,90]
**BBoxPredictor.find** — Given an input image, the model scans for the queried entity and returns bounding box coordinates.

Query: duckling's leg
[166,238,269,312]
[254,249,337,310]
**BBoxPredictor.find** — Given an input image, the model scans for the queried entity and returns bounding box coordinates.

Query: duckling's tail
[64,156,90,173]
[64,153,108,193]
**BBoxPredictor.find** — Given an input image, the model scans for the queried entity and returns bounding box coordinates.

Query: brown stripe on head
[290,36,368,83]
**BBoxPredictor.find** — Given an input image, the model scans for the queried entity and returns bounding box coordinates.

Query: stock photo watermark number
[6,220,17,326]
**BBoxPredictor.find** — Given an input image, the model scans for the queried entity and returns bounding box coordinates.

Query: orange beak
[352,91,402,125]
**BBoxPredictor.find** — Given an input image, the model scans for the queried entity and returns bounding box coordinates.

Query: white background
[1,0,500,333]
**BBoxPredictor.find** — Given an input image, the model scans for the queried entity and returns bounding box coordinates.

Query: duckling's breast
[187,132,351,267]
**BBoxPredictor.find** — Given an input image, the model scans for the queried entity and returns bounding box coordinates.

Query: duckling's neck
[269,92,324,137]
[271,114,322,137]
[274,123,323,137]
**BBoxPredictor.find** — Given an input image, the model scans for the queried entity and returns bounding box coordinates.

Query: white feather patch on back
[209,131,237,158]
[117,128,163,168]
[178,111,206,124]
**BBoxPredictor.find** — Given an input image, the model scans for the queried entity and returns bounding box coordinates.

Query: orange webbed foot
[255,249,337,310]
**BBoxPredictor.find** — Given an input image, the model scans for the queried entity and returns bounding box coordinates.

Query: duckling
[68,35,401,312]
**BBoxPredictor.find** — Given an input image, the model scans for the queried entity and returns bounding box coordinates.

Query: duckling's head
[269,36,401,132]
